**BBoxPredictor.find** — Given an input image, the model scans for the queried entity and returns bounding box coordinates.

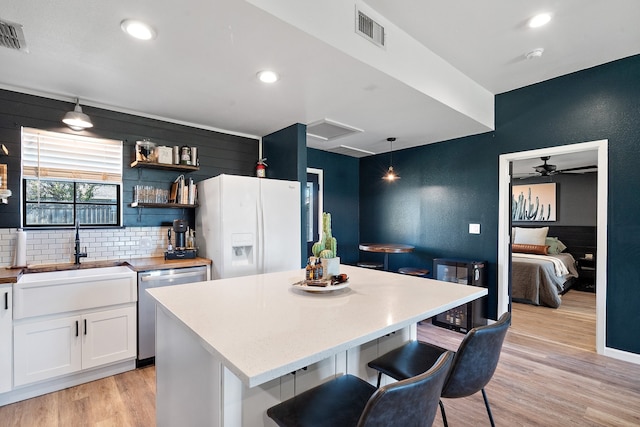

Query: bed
[511,226,591,308]
[512,252,578,308]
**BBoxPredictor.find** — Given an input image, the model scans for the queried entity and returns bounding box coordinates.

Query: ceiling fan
[531,156,597,177]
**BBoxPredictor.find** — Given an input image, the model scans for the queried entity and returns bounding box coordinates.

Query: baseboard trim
[0,359,135,406]
[604,346,640,365]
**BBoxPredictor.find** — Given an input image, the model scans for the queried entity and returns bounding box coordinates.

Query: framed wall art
[512,182,556,222]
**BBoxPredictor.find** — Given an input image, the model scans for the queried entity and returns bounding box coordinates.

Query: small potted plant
[311,212,339,277]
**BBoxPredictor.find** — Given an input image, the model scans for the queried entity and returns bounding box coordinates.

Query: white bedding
[512,252,570,276]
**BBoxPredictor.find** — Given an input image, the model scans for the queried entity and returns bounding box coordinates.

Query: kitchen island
[148,264,488,427]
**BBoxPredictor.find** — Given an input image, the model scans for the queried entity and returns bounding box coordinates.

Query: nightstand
[576,256,596,292]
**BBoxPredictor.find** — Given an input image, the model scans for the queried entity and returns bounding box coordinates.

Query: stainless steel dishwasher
[137,265,209,365]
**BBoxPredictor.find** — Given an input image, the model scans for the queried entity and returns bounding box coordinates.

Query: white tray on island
[292,279,350,292]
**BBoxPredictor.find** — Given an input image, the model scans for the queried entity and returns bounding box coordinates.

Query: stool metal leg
[439,400,448,427]
[482,388,496,427]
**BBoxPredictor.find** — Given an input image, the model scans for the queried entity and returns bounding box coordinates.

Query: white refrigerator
[196,174,301,279]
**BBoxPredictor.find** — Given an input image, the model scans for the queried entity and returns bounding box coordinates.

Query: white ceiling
[1,0,639,158]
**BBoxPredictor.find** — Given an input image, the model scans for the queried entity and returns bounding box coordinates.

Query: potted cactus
[312,212,340,277]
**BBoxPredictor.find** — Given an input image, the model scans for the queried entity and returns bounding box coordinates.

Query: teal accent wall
[360,132,497,290]
[307,148,360,265]
[359,54,640,354]
[263,124,308,267]
[263,124,307,183]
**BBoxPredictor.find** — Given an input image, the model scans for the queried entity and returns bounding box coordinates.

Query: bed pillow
[512,243,549,255]
[513,227,549,246]
[545,237,567,254]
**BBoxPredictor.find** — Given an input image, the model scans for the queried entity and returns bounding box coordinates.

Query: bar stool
[357,261,384,269]
[398,267,430,277]
[367,312,511,427]
[267,351,454,427]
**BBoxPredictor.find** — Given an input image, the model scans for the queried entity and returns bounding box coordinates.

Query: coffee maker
[165,219,197,260]
[173,219,188,249]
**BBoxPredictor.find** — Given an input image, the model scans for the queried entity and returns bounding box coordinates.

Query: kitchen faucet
[74,221,88,265]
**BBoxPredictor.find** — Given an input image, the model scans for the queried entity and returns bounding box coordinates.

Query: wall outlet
[469,223,481,234]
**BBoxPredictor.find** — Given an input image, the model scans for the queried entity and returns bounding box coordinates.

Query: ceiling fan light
[62,99,93,131]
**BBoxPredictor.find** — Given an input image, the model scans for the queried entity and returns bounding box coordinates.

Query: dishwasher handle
[140,270,207,282]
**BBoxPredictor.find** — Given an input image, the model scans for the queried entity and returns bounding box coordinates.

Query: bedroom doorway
[497,140,608,355]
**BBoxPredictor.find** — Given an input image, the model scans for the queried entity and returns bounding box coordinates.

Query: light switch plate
[469,223,481,234]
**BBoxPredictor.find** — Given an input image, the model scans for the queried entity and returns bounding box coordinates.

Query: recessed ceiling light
[528,13,551,28]
[257,70,279,84]
[121,19,157,40]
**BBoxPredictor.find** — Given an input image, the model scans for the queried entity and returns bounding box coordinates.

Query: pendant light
[62,98,93,131]
[383,137,400,181]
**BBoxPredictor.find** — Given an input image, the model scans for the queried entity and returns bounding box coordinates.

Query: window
[21,128,123,227]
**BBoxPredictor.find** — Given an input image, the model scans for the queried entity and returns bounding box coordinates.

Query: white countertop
[148,264,487,388]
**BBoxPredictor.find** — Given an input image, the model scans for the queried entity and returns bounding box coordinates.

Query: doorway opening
[497,140,608,355]
[306,168,323,259]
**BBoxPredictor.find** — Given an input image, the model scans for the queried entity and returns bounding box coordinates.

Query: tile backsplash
[0,227,170,267]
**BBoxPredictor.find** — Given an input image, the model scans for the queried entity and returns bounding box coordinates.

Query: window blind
[22,128,122,183]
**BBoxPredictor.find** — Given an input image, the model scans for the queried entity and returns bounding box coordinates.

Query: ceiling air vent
[306,119,363,142]
[356,9,385,48]
[0,19,28,52]
[329,145,375,158]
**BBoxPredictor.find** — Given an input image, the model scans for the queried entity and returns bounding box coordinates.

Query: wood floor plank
[2,289,639,426]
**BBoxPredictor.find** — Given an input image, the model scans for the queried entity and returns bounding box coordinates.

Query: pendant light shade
[63,98,93,131]
[383,137,400,181]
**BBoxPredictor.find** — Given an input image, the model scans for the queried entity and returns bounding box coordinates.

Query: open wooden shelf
[130,160,199,172]
[130,202,198,209]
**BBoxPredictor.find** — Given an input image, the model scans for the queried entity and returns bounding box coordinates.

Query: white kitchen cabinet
[14,314,82,386]
[0,285,12,393]
[281,356,337,400]
[82,305,136,369]
[345,326,412,386]
[14,304,136,387]
[2,268,137,405]
[377,327,412,386]
[346,338,379,384]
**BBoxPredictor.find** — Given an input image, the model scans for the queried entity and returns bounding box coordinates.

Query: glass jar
[180,146,191,165]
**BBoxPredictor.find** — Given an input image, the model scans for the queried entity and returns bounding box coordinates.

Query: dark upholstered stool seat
[357,261,384,269]
[398,267,430,277]
[267,351,454,427]
[267,375,375,427]
[368,340,446,382]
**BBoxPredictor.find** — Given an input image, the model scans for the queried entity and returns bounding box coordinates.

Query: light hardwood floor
[2,289,639,426]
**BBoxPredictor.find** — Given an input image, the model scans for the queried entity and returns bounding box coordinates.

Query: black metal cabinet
[432,258,487,333]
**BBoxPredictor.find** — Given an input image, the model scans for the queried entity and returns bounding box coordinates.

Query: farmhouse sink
[19,265,133,283]
[14,265,137,319]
